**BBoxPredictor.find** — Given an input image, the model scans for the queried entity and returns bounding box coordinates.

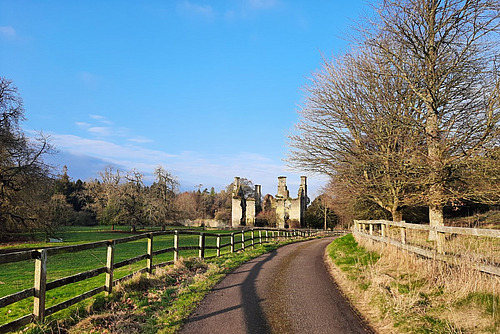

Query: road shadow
[240,249,277,334]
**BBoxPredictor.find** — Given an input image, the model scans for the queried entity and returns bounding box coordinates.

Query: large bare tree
[289,49,427,222]
[0,77,53,237]
[367,0,500,233]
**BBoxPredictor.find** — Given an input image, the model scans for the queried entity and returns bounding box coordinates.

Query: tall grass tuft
[327,234,500,333]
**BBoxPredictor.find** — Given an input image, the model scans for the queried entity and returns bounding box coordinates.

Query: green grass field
[0,226,263,327]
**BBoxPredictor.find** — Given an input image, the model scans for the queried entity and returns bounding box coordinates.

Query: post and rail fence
[0,227,336,332]
[353,220,500,277]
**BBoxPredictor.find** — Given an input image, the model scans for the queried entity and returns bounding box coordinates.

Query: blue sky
[0,0,367,197]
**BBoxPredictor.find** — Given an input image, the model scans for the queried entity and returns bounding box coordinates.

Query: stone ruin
[231,176,309,228]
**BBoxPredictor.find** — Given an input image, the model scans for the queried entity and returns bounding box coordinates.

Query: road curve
[179,237,374,334]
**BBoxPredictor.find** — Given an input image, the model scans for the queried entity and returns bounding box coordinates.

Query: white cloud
[0,26,16,39]
[46,131,324,195]
[128,136,154,143]
[88,126,112,136]
[177,1,215,19]
[88,114,112,124]
[75,122,91,128]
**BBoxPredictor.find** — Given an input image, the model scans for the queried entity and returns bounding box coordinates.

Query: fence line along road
[0,227,332,333]
[354,220,500,277]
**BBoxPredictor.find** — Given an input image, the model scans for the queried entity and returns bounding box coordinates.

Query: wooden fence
[0,228,322,332]
[353,220,500,277]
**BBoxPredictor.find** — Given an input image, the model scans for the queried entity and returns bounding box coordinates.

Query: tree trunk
[391,209,403,222]
[324,205,327,230]
[428,204,444,240]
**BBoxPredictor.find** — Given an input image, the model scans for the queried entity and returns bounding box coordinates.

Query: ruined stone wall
[231,175,307,228]
[246,198,256,226]
[231,177,244,227]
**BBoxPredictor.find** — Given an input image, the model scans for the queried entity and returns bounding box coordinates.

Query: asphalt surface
[179,237,374,334]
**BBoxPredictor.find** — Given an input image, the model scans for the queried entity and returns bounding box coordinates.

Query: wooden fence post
[174,230,179,262]
[436,231,446,254]
[400,227,406,245]
[241,231,245,251]
[216,234,221,257]
[251,230,255,247]
[230,233,235,253]
[381,223,386,238]
[33,249,47,322]
[369,224,374,236]
[105,241,115,294]
[147,233,154,274]
[265,230,268,242]
[199,233,205,259]
[259,230,262,244]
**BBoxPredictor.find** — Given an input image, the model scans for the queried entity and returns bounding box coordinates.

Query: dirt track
[179,237,374,334]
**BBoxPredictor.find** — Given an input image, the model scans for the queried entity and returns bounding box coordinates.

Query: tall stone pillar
[231,177,244,227]
[299,176,309,227]
[277,176,289,198]
[275,176,288,229]
[246,198,256,227]
[255,185,262,215]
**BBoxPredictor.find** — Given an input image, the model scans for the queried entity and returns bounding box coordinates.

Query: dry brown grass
[328,234,500,333]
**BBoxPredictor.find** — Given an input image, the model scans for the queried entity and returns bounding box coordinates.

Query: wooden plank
[220,242,232,248]
[177,230,203,235]
[147,233,154,274]
[153,247,175,256]
[44,286,105,317]
[151,230,175,237]
[436,225,500,238]
[355,231,500,277]
[153,260,174,269]
[46,267,106,291]
[45,240,108,256]
[105,241,115,294]
[0,314,33,333]
[177,246,200,251]
[0,287,34,308]
[174,230,179,262]
[216,234,221,257]
[114,254,149,269]
[199,233,205,258]
[114,233,149,245]
[0,250,36,264]
[33,249,47,321]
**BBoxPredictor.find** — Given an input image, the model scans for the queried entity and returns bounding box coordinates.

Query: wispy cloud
[89,114,112,124]
[0,26,16,39]
[177,1,215,20]
[128,136,154,143]
[88,126,113,136]
[75,122,91,128]
[45,131,323,195]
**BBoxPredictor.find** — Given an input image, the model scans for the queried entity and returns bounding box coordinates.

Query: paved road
[179,237,374,334]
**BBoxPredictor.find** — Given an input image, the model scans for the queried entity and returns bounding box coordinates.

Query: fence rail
[0,228,325,332]
[353,220,500,277]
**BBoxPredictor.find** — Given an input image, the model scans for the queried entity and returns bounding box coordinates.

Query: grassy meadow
[0,225,257,328]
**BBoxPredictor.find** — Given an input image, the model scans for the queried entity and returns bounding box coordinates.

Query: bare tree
[365,0,500,235]
[289,49,427,222]
[0,77,53,237]
[145,166,179,227]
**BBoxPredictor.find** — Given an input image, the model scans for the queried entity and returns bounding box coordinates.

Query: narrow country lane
[179,237,374,334]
